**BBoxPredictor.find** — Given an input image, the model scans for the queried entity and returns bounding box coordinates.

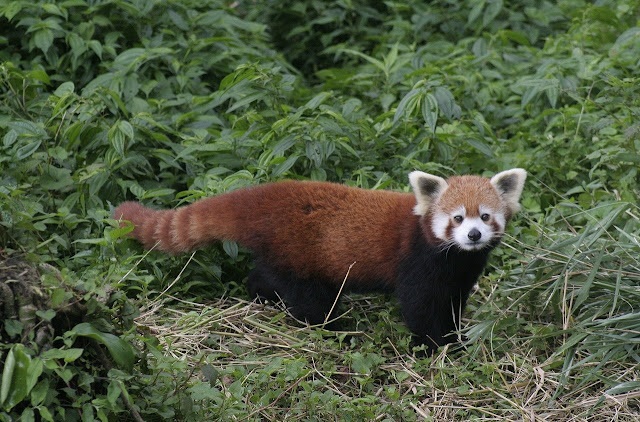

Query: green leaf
[41,4,64,17]
[304,91,332,110]
[141,188,176,199]
[88,39,103,58]
[16,140,42,159]
[8,121,47,137]
[219,66,256,91]
[586,6,619,25]
[168,9,189,31]
[129,183,145,199]
[614,153,640,163]
[26,358,43,393]
[222,240,239,260]
[465,138,495,158]
[1,344,40,411]
[41,348,84,363]
[0,346,16,405]
[2,129,17,147]
[53,81,75,96]
[515,78,560,107]
[546,84,559,108]
[29,379,49,406]
[34,28,53,53]
[434,87,460,120]
[339,49,385,72]
[393,88,421,124]
[1,1,23,20]
[50,288,68,308]
[502,30,531,46]
[227,91,264,112]
[348,352,385,376]
[106,223,135,241]
[468,0,484,24]
[113,48,145,68]
[27,69,50,84]
[482,0,503,27]
[421,93,438,133]
[71,323,135,371]
[573,245,604,308]
[118,120,134,139]
[202,364,219,386]
[4,320,23,338]
[612,27,640,50]
[305,140,325,167]
[35,309,56,322]
[37,405,54,422]
[40,164,73,190]
[20,408,35,422]
[108,120,135,156]
[107,380,121,406]
[271,154,298,177]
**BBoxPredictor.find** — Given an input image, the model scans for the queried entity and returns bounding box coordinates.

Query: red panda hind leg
[247,260,341,329]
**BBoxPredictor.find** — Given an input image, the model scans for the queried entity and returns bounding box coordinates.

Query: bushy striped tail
[113,200,227,254]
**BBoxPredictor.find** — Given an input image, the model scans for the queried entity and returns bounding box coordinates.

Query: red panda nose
[468,228,481,242]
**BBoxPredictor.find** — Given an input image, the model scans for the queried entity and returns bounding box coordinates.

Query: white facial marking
[453,217,490,251]
[432,211,450,240]
[433,206,464,241]
[447,205,506,251]
[493,216,506,232]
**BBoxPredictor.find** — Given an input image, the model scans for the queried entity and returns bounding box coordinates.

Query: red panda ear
[490,168,527,215]
[409,171,448,216]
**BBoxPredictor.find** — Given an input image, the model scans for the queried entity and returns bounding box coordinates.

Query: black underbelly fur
[246,232,493,354]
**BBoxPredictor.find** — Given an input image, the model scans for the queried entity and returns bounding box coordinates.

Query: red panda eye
[453,215,463,223]
[481,213,490,221]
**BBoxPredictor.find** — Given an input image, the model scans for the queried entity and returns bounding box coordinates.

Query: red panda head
[409,169,526,251]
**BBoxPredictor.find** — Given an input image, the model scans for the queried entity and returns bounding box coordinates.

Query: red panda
[114,169,526,353]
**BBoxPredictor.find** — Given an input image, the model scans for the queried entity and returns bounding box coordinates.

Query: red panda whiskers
[437,239,458,254]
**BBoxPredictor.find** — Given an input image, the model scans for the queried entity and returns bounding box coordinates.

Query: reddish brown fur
[113,181,419,288]
[436,176,504,217]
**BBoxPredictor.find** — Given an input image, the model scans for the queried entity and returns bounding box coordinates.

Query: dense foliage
[1,0,639,420]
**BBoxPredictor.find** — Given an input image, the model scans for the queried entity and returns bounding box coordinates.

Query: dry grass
[134,291,640,420]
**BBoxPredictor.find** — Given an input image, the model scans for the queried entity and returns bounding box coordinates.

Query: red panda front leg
[247,260,341,329]
[397,286,471,354]
[395,234,490,354]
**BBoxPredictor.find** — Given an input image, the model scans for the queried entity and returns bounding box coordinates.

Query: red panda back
[113,181,418,287]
